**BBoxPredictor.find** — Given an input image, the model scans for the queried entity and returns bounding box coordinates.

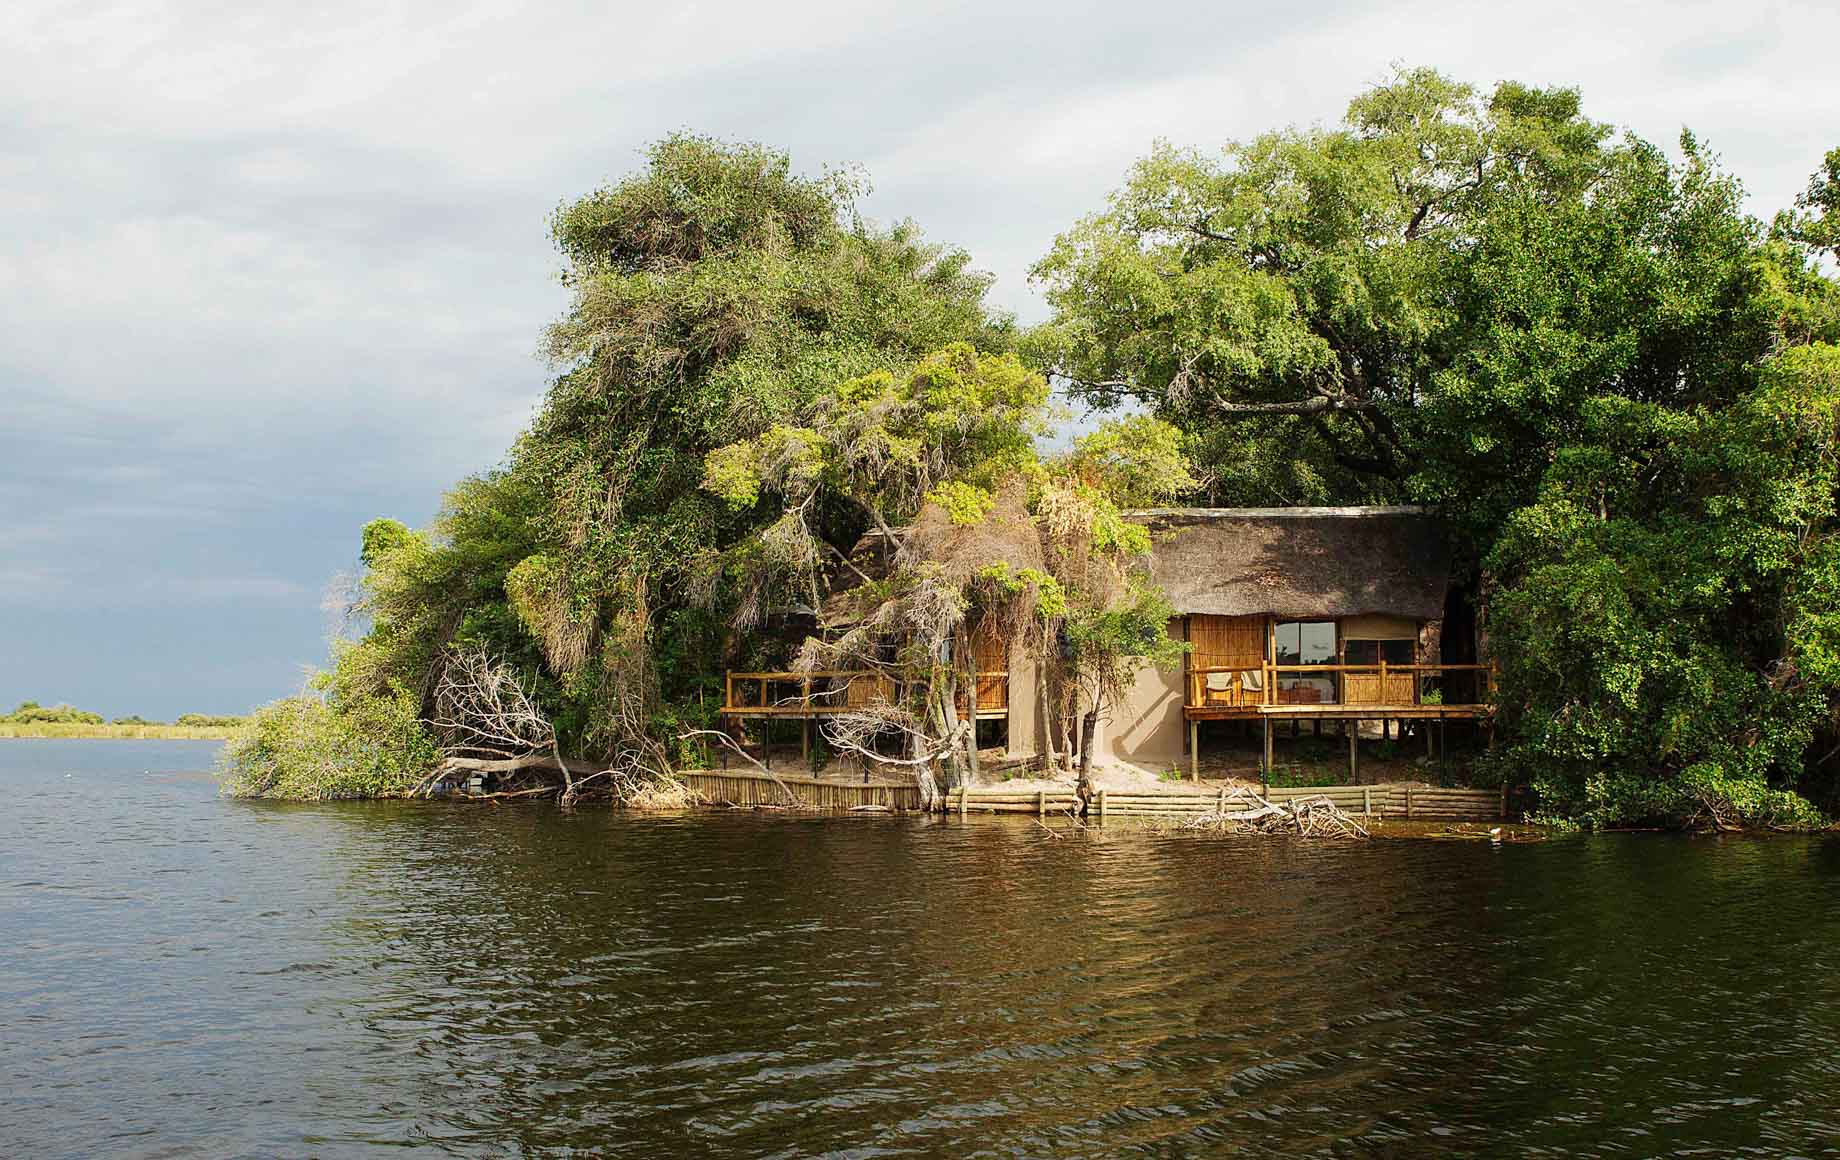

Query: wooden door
[971,621,1009,711]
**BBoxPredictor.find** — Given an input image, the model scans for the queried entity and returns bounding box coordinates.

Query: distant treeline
[3,702,246,728]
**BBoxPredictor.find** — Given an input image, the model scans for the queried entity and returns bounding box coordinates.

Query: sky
[2,0,1836,719]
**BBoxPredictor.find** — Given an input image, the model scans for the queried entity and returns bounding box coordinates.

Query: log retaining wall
[676,770,1504,821]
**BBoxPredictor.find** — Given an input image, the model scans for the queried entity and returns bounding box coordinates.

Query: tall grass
[0,723,238,740]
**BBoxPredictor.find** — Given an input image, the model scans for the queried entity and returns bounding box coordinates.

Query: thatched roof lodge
[724,504,1487,776]
[1071,505,1479,770]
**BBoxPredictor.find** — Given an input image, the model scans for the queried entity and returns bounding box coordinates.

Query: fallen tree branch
[678,728,802,806]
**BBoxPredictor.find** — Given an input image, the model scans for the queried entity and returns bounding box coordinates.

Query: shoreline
[0,724,238,740]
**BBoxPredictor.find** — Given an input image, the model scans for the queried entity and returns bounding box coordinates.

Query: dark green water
[4,741,1840,1157]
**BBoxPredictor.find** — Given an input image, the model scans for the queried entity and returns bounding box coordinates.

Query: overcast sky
[3,0,1835,718]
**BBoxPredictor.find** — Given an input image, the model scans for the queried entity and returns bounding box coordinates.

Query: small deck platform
[718,670,1009,720]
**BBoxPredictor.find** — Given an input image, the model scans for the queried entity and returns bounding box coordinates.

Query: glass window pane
[1298,622,1335,665]
[1380,639,1415,665]
[1273,622,1300,664]
[1274,621,1337,703]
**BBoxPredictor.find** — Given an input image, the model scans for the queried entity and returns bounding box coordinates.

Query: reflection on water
[4,740,1840,1156]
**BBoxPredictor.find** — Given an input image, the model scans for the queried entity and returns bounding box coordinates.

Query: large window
[1273,621,1337,703]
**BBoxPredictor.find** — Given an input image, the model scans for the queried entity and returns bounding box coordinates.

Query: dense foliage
[223,135,1011,798]
[226,79,1840,827]
[1034,67,1840,826]
[703,343,1193,801]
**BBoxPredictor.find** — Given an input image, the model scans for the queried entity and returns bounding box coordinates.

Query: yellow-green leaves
[702,426,829,510]
[1068,415,1199,508]
[702,441,764,509]
[926,480,996,525]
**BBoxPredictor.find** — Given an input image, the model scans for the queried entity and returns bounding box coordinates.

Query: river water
[4,740,1840,1156]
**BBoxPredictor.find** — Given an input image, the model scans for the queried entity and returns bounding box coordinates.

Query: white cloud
[1,0,1835,711]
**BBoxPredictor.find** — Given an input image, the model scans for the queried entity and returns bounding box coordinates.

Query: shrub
[218,689,439,800]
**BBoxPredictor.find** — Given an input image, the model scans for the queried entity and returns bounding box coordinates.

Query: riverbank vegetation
[222,69,1840,830]
[2,702,245,739]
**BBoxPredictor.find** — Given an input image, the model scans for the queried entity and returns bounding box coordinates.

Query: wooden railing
[723,670,889,716]
[1187,662,1496,710]
[721,670,1009,716]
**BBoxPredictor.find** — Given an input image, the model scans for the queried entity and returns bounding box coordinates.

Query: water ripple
[4,741,1840,1157]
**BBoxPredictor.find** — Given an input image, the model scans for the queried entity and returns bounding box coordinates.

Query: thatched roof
[1134,506,1451,621]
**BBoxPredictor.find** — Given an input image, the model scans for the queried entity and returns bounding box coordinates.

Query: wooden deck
[719,670,1009,720]
[1181,662,1497,780]
[1184,661,1494,717]
[1185,703,1495,721]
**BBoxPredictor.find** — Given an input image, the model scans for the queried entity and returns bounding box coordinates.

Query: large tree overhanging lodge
[720,506,1494,776]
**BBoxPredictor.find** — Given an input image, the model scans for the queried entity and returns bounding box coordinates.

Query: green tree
[1032,67,1840,825]
[224,135,1010,798]
[1487,345,1840,826]
[704,346,1191,805]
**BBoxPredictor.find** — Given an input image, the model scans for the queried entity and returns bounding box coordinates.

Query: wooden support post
[1189,719,1199,781]
[1263,717,1273,780]
[1097,788,1107,820]
[1348,724,1358,783]
[1363,785,1372,817]
[1216,785,1226,814]
[1037,790,1045,818]
[959,786,968,818]
[1406,785,1414,819]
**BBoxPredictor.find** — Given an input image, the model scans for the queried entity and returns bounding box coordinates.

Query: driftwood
[1182,786,1370,839]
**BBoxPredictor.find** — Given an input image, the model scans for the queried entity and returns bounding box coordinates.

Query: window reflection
[1273,621,1337,704]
